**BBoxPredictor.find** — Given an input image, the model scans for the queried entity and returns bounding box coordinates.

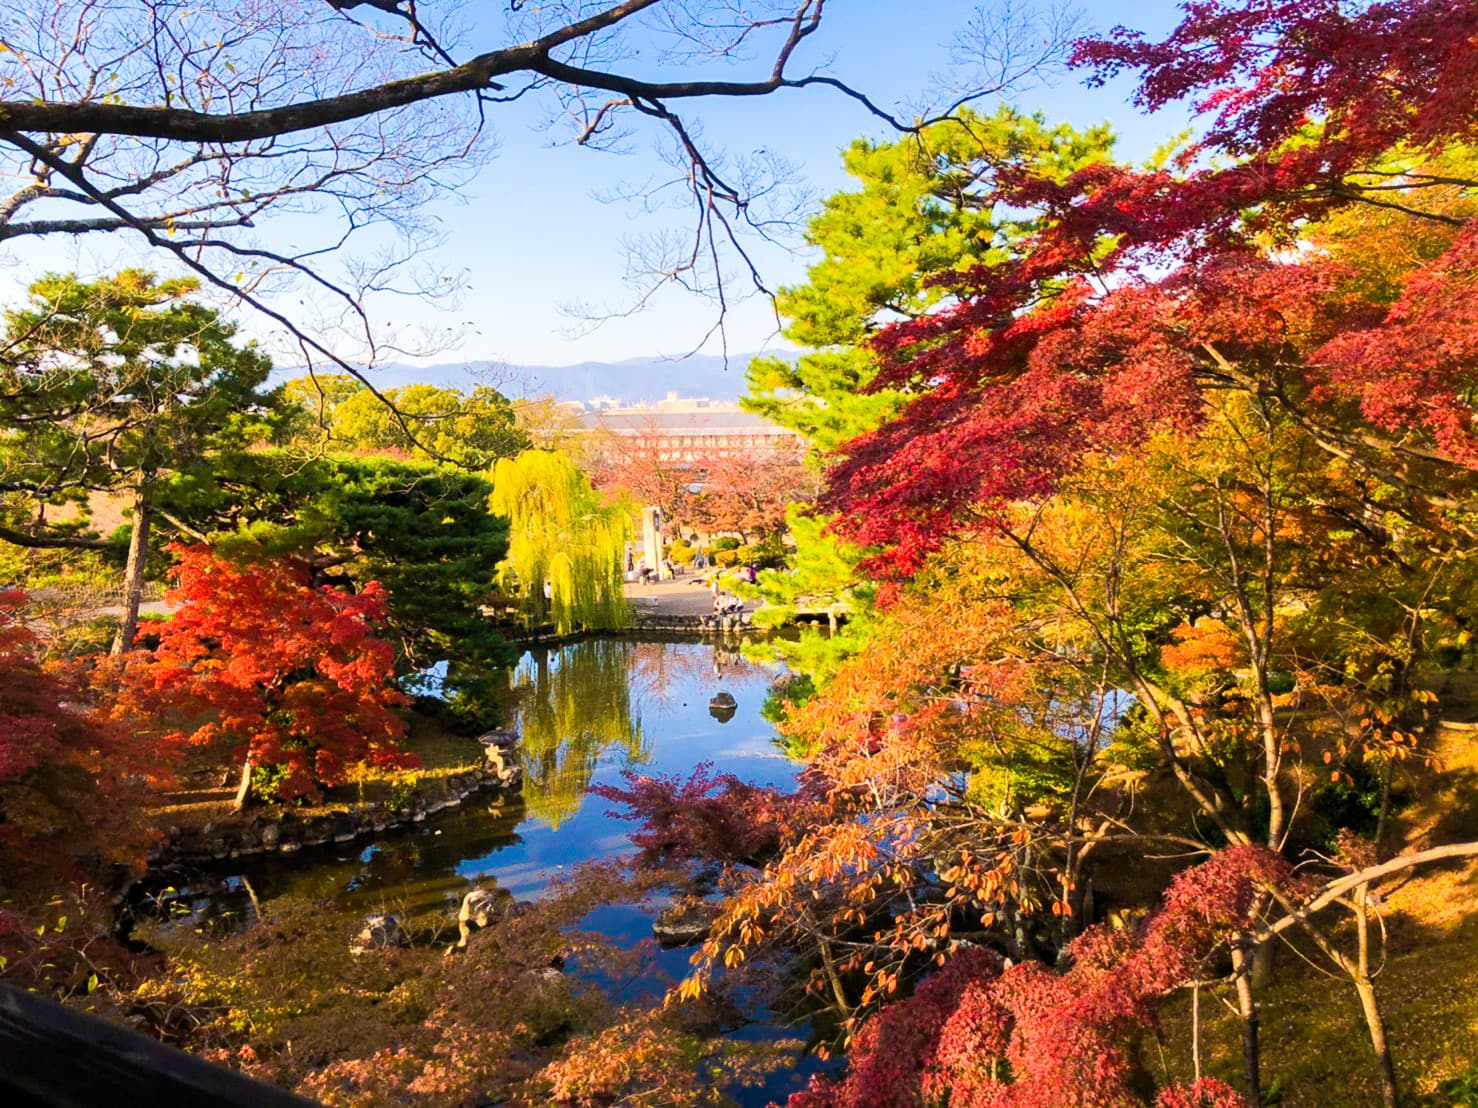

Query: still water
[175,637,821,1104]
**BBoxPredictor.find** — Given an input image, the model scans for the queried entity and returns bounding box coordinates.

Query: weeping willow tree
[489,450,633,635]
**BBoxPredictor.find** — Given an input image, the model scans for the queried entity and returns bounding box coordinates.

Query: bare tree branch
[1,1,1080,396]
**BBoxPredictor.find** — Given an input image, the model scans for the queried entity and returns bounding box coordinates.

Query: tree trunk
[110,483,154,655]
[816,935,850,1016]
[1353,882,1400,1108]
[1231,940,1263,1107]
[1191,982,1203,1083]
[1353,975,1398,1108]
[232,758,253,813]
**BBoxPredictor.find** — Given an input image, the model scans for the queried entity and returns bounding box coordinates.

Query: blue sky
[0,1,1195,371]
[426,0,1191,367]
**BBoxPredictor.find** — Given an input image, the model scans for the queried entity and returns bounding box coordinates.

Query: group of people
[625,546,758,594]
[709,567,757,616]
[621,541,763,619]
[629,556,678,584]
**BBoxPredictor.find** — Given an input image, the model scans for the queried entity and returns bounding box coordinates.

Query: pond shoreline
[148,765,519,868]
[503,613,759,648]
[126,637,820,1108]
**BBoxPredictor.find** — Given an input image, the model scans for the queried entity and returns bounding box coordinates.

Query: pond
[157,636,824,1105]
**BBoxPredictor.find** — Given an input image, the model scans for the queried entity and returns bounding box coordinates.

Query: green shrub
[735,536,787,568]
[711,536,741,551]
[1440,1062,1478,1106]
[251,762,293,804]
[1265,669,1296,695]
[63,616,119,658]
[667,538,697,565]
[1309,760,1407,844]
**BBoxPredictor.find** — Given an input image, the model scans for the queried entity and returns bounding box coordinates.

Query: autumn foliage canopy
[825,0,1478,574]
[2,2,1476,1105]
[116,546,414,804]
[0,588,159,881]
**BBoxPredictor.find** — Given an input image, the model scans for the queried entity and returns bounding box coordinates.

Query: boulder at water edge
[350,913,410,955]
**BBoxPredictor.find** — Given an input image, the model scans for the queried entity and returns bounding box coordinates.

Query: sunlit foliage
[112,546,414,808]
[490,450,632,636]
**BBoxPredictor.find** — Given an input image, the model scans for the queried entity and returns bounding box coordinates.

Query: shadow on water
[150,637,823,1104]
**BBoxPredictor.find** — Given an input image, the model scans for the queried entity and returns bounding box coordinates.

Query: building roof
[577,397,797,437]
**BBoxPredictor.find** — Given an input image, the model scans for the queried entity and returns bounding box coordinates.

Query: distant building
[575,392,800,463]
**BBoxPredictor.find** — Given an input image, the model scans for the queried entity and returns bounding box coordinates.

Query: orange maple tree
[117,545,415,809]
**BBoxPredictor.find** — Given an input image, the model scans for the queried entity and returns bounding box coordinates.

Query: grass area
[149,709,488,836]
[1148,719,1478,1106]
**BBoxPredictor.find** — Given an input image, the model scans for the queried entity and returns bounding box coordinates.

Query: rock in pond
[653,899,718,947]
[708,692,737,724]
[454,886,513,950]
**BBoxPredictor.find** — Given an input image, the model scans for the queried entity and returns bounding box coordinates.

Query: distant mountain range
[343,352,781,406]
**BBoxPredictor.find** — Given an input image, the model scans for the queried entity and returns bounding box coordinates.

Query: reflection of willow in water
[513,640,651,828]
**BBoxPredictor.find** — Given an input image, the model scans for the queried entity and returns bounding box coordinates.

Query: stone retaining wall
[631,612,756,635]
[502,614,760,648]
[152,766,518,865]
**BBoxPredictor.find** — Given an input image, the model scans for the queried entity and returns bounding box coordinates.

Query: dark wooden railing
[0,983,314,1106]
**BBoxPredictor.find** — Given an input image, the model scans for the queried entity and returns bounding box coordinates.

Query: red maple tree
[788,846,1294,1108]
[117,546,415,809]
[697,444,816,541]
[594,433,816,541]
[0,587,159,881]
[822,0,1478,574]
[0,586,172,995]
[591,428,699,529]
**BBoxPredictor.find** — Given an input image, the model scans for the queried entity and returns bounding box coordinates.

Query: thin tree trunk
[1353,883,1400,1108]
[232,758,253,813]
[999,898,1026,963]
[1265,880,1402,1108]
[1231,940,1263,1107]
[1353,976,1398,1108]
[1373,760,1394,849]
[110,482,154,655]
[1251,934,1277,990]
[1191,982,1203,1084]
[817,935,850,1016]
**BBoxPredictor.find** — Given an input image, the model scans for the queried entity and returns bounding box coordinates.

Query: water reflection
[179,638,791,915]
[514,639,651,827]
[147,638,821,1105]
